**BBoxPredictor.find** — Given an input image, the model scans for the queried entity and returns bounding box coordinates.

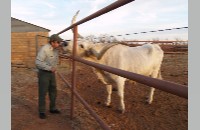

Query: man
[35,34,62,119]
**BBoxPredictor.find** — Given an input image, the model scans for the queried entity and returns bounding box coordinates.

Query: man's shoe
[49,109,61,114]
[39,113,46,119]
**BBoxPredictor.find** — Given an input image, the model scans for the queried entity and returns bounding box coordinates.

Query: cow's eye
[80,44,84,48]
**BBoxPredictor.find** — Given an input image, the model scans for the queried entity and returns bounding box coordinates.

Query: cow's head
[61,10,118,60]
[61,10,96,57]
[62,39,95,57]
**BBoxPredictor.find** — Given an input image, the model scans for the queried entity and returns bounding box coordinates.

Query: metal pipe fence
[50,0,188,129]
[60,54,188,99]
[57,72,111,130]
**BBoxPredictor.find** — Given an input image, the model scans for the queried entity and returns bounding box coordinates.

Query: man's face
[51,41,60,48]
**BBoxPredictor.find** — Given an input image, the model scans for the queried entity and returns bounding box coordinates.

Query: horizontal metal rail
[164,52,188,54]
[57,72,111,130]
[124,40,188,43]
[57,0,135,35]
[60,54,188,99]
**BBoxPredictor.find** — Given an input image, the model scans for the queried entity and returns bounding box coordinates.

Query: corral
[11,47,188,130]
[12,1,187,129]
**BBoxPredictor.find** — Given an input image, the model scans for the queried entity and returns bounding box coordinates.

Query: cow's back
[101,43,164,76]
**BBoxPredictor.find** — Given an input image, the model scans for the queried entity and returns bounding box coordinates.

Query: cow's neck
[90,43,119,60]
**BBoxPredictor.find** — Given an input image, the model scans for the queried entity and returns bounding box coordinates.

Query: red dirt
[12,53,188,130]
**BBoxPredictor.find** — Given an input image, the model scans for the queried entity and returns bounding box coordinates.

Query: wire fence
[91,27,188,39]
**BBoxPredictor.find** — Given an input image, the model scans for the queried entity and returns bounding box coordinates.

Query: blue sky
[11,0,188,41]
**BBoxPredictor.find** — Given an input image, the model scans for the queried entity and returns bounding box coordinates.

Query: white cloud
[41,12,56,18]
[11,8,35,16]
[41,2,56,9]
[88,0,109,13]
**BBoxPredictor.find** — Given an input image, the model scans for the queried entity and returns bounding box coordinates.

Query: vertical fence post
[70,26,78,119]
[35,35,38,56]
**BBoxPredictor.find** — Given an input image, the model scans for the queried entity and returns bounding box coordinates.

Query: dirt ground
[11,53,188,130]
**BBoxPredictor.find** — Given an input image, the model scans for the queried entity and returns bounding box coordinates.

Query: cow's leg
[148,87,155,104]
[147,70,162,104]
[105,84,112,107]
[116,78,126,113]
[94,69,113,107]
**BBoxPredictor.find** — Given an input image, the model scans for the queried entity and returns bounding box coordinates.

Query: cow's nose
[63,42,68,46]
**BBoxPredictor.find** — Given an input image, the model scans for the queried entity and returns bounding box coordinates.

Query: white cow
[63,41,164,113]
[62,12,164,113]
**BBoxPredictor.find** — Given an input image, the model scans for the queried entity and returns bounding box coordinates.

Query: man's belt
[39,69,52,73]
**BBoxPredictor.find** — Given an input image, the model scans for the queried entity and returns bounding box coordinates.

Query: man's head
[49,34,63,48]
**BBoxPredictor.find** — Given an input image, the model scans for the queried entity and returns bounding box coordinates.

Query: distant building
[11,17,50,68]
